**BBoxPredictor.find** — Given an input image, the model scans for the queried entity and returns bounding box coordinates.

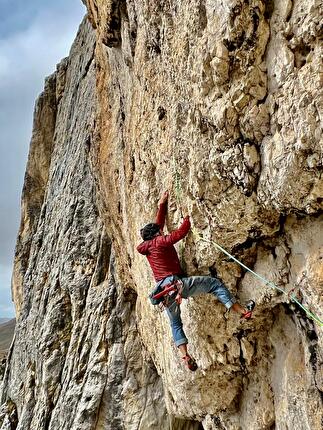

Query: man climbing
[137,191,255,371]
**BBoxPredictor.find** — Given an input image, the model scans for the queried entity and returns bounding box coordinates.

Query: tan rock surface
[1,1,322,429]
[1,19,174,430]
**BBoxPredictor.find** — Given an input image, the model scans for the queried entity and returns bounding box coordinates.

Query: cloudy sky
[0,0,86,318]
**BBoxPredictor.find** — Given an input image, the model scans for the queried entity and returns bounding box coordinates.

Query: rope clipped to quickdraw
[191,227,323,327]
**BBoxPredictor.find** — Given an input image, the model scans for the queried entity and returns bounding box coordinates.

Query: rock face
[1,1,322,429]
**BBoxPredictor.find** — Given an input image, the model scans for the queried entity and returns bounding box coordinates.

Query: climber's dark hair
[140,223,161,241]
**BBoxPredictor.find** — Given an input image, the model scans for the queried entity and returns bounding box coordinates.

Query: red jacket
[137,202,191,281]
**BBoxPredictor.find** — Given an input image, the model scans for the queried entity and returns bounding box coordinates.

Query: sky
[0,0,86,319]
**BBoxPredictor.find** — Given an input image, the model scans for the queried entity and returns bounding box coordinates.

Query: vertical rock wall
[1,1,322,429]
[84,0,322,428]
[1,18,184,430]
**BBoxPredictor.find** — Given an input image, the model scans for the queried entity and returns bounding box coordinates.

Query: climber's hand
[159,190,169,205]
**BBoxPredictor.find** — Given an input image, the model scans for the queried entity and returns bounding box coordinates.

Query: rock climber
[136,191,255,371]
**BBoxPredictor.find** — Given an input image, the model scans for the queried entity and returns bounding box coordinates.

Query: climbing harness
[150,279,183,310]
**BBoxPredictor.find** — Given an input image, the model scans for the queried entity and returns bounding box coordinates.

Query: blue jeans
[158,275,236,347]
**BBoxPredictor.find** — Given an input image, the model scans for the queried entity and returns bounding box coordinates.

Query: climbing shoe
[242,300,255,319]
[182,355,198,371]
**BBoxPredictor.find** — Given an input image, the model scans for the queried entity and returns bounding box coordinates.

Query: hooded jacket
[136,201,191,281]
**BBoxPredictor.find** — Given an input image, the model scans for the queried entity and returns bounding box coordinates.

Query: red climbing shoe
[242,300,255,319]
[182,355,198,371]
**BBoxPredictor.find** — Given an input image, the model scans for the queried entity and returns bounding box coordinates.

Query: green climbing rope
[172,154,182,208]
[191,227,323,327]
[172,154,186,266]
[170,159,323,328]
[191,228,286,294]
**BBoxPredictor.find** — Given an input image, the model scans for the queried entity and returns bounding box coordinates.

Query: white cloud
[0,53,9,77]
[0,4,85,91]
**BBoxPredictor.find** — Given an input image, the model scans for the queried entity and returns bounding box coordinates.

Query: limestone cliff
[1,1,322,429]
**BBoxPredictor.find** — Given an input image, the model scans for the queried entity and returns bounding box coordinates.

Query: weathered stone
[1,18,172,430]
[1,1,322,429]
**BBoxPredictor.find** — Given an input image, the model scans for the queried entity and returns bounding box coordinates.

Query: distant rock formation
[0,318,15,416]
[1,1,322,429]
[0,319,15,353]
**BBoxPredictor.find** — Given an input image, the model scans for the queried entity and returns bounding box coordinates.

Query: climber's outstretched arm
[155,191,169,230]
[162,216,191,245]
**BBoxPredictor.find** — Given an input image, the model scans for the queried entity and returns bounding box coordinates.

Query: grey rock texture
[0,18,177,430]
[1,1,323,429]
